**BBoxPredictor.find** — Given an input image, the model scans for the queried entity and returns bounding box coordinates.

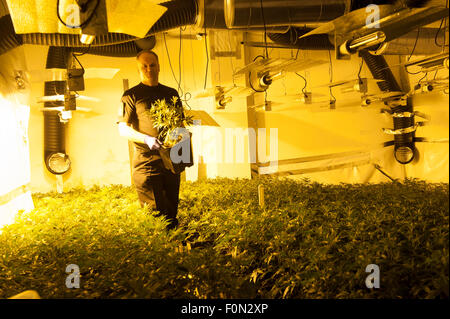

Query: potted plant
[148,97,194,174]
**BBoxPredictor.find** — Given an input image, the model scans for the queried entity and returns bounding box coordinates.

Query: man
[117,49,182,230]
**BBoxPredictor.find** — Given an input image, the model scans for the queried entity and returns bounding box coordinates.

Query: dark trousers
[132,159,181,227]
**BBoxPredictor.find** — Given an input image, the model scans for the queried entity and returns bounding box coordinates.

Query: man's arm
[118,122,162,150]
[118,122,146,144]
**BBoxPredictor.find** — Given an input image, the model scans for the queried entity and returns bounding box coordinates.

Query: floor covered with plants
[0,178,448,298]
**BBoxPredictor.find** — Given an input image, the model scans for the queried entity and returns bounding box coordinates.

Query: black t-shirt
[118,82,181,168]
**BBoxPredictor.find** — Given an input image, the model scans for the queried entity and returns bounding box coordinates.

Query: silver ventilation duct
[195,0,288,32]
[224,0,351,28]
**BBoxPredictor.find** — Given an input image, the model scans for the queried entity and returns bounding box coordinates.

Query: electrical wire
[295,48,301,60]
[357,57,364,82]
[71,52,85,73]
[189,29,198,90]
[72,43,92,57]
[418,72,428,84]
[163,32,182,96]
[260,0,269,59]
[328,50,336,102]
[56,0,100,29]
[227,30,237,86]
[408,27,420,62]
[203,24,210,90]
[248,70,266,93]
[163,30,194,109]
[295,72,308,94]
[434,0,449,48]
[178,27,183,95]
[403,26,423,75]
[253,55,265,62]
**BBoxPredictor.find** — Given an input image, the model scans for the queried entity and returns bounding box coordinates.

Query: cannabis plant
[148,97,194,148]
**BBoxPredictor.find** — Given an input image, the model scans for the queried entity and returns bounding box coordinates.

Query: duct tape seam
[260,158,372,176]
[256,142,396,176]
[0,184,30,206]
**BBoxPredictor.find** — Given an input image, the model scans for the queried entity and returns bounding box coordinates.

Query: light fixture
[339,31,387,56]
[250,71,284,92]
[405,52,449,73]
[216,95,232,109]
[340,78,368,94]
[80,33,95,44]
[214,86,232,109]
[235,57,327,92]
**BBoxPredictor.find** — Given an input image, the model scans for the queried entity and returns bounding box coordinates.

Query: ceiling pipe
[1,0,447,57]
[266,26,446,55]
[267,27,335,50]
[224,0,351,29]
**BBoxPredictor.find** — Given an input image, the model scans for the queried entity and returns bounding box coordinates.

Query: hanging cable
[434,0,449,48]
[408,27,420,62]
[295,72,308,94]
[328,50,336,102]
[189,28,198,90]
[71,52,85,72]
[227,30,237,86]
[357,57,364,82]
[72,43,92,57]
[418,72,428,84]
[178,27,183,95]
[403,27,423,75]
[203,24,209,90]
[163,32,182,96]
[260,0,269,59]
[253,55,265,62]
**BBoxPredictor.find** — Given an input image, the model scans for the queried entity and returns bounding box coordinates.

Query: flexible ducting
[147,0,199,34]
[0,15,23,56]
[44,47,70,174]
[46,46,70,69]
[268,27,335,50]
[359,50,416,164]
[225,0,350,28]
[71,41,142,57]
[359,50,402,92]
[391,97,416,164]
[21,32,136,48]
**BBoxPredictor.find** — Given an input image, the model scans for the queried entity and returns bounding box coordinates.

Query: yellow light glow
[0,94,34,230]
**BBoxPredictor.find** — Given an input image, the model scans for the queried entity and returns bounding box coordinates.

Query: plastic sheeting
[0,46,34,228]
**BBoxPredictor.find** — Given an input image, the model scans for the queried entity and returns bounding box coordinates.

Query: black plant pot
[158,132,194,174]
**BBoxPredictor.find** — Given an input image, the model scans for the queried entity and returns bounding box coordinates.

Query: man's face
[137,52,160,84]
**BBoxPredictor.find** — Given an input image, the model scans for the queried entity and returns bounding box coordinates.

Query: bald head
[136,49,159,61]
[137,50,160,86]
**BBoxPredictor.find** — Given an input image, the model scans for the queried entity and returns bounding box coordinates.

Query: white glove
[144,135,162,150]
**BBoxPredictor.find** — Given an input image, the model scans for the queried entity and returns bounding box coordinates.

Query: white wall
[20,28,449,193]
[0,46,34,227]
